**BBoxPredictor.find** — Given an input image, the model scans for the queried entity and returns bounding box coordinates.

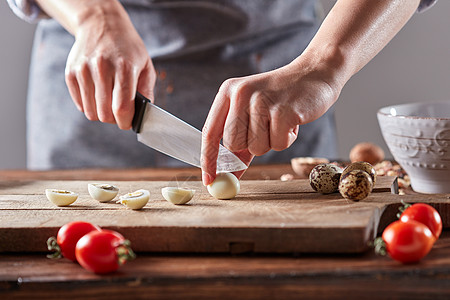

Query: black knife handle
[132,92,149,133]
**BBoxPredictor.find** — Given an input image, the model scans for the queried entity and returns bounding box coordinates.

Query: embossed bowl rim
[378,101,450,121]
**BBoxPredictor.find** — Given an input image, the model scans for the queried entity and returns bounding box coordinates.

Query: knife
[132,92,248,173]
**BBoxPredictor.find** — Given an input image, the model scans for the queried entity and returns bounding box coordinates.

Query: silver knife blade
[132,93,247,173]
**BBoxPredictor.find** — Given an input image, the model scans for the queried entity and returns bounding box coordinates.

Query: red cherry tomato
[400,203,442,240]
[75,230,135,274]
[47,221,101,261]
[382,220,435,264]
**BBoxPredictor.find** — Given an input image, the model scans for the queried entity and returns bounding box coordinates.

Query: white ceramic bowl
[377,101,450,194]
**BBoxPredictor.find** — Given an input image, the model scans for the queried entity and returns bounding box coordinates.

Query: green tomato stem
[396,200,412,219]
[46,236,62,259]
[116,239,136,265]
[373,237,387,257]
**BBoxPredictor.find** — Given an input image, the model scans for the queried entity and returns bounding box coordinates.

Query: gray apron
[27,0,337,170]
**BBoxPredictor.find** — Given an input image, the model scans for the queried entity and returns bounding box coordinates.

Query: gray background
[1,0,449,169]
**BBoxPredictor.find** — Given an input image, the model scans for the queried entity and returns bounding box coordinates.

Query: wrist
[73,0,130,37]
[290,43,352,93]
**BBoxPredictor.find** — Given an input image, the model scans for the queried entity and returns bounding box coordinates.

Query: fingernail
[202,172,213,186]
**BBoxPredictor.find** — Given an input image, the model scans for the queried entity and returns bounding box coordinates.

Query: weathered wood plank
[1,177,448,253]
[0,178,394,254]
[0,164,293,181]
[1,232,450,299]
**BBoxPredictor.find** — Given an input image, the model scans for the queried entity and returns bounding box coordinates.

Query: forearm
[293,0,421,91]
[35,0,131,37]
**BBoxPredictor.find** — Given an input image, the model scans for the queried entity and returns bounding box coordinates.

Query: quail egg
[309,163,343,194]
[207,172,240,199]
[339,170,373,201]
[117,189,150,210]
[45,189,78,207]
[342,162,377,185]
[88,183,119,202]
[161,187,195,205]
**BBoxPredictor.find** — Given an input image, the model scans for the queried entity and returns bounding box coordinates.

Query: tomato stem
[46,236,62,259]
[373,237,387,257]
[116,239,136,265]
[396,200,412,219]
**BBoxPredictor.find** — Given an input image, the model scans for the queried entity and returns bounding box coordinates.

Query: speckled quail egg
[207,172,240,200]
[117,189,150,210]
[341,161,377,186]
[161,187,195,205]
[309,163,343,194]
[45,189,78,207]
[88,183,119,202]
[339,170,373,201]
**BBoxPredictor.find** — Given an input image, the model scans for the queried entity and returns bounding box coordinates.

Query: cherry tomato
[382,220,434,264]
[400,203,442,240]
[75,230,135,274]
[47,221,101,261]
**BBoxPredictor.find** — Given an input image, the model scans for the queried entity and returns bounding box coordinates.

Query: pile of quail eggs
[309,161,376,201]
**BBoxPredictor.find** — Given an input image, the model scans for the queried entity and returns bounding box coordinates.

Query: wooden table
[1,164,450,299]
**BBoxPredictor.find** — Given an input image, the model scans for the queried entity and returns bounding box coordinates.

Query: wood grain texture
[0,167,450,299]
[1,231,450,299]
[1,176,449,254]
[0,165,279,181]
[0,164,309,182]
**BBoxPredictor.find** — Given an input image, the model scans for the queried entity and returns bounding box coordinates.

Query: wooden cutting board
[0,177,449,254]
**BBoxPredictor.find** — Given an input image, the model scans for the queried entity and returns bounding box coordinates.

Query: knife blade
[132,92,248,173]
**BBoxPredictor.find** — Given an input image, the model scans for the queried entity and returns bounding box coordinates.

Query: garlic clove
[45,189,78,207]
[207,172,240,200]
[161,187,195,205]
[88,183,119,202]
[117,189,150,210]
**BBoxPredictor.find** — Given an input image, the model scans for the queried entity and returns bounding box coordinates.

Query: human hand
[201,58,342,186]
[65,8,156,130]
